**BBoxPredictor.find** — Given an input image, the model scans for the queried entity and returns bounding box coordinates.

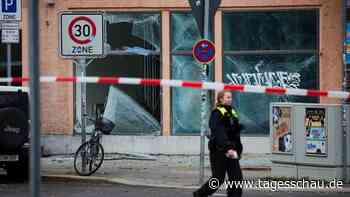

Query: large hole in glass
[75,13,161,135]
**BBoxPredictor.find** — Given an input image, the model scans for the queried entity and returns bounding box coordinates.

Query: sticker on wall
[272,106,292,153]
[305,108,327,155]
[346,23,350,64]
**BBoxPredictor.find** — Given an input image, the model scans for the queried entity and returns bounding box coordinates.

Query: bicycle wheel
[74,141,104,176]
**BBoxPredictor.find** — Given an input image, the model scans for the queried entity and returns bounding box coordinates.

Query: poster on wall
[346,23,350,64]
[305,108,327,155]
[272,106,293,153]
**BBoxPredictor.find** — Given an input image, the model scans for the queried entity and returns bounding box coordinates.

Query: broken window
[75,12,161,135]
[171,12,213,134]
[171,13,201,51]
[223,10,319,135]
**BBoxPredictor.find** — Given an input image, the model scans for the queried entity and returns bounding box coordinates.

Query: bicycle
[74,116,114,176]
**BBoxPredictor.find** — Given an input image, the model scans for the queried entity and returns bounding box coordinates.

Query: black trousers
[195,149,243,197]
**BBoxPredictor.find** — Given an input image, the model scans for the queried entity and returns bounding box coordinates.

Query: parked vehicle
[0,86,29,179]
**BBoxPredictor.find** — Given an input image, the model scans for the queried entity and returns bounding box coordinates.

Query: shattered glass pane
[223,10,317,51]
[106,12,161,51]
[103,86,161,134]
[223,54,318,135]
[75,12,161,135]
[171,13,201,52]
[171,56,213,134]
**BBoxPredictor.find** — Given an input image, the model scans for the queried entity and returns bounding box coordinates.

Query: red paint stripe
[182,81,203,89]
[140,79,161,86]
[265,87,286,95]
[307,90,328,97]
[223,84,245,91]
[98,77,119,84]
[56,77,77,82]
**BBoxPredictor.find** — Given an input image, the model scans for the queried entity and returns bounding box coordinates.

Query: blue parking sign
[0,0,20,20]
[1,0,16,13]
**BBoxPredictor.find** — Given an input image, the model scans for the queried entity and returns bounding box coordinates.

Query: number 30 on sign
[60,12,105,58]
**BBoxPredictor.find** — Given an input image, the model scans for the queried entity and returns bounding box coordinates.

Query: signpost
[1,0,21,86]
[189,0,220,184]
[28,1,40,196]
[60,13,104,57]
[0,0,21,21]
[343,0,350,184]
[2,23,19,85]
[188,0,221,37]
[193,39,216,64]
[1,22,20,85]
[193,39,216,185]
[59,12,105,174]
[193,41,216,186]
[1,25,19,42]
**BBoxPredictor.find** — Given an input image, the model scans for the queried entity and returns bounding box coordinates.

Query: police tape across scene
[0,76,349,99]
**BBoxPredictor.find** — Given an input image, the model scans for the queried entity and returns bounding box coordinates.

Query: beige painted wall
[21,0,344,135]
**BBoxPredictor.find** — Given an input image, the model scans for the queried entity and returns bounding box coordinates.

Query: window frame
[73,11,163,136]
[170,11,214,135]
[222,9,320,136]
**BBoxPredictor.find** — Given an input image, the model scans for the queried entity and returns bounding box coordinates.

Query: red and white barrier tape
[1,76,349,99]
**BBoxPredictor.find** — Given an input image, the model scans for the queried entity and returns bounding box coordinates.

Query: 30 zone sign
[60,12,105,58]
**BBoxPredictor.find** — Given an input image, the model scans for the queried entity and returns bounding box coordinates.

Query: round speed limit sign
[68,16,97,45]
[60,12,105,58]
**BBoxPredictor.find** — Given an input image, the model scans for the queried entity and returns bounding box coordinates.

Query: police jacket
[208,104,243,156]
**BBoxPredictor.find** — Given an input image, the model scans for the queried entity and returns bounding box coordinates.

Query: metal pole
[28,0,41,197]
[79,58,87,173]
[342,0,349,183]
[199,0,210,184]
[6,44,11,86]
[341,105,348,183]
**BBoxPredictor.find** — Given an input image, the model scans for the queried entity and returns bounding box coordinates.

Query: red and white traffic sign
[192,39,215,64]
[60,12,105,58]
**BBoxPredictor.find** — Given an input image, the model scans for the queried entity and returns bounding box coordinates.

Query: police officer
[193,90,243,197]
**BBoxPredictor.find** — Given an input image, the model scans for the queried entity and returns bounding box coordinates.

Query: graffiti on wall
[223,55,318,135]
[225,61,301,88]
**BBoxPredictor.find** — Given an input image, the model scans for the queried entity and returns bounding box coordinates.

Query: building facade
[0,0,345,154]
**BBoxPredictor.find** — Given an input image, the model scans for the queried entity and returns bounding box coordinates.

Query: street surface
[0,175,348,197]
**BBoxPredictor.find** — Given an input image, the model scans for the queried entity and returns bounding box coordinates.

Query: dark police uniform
[194,104,243,197]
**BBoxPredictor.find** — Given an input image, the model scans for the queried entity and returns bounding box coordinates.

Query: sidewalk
[42,153,270,188]
[41,153,350,192]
